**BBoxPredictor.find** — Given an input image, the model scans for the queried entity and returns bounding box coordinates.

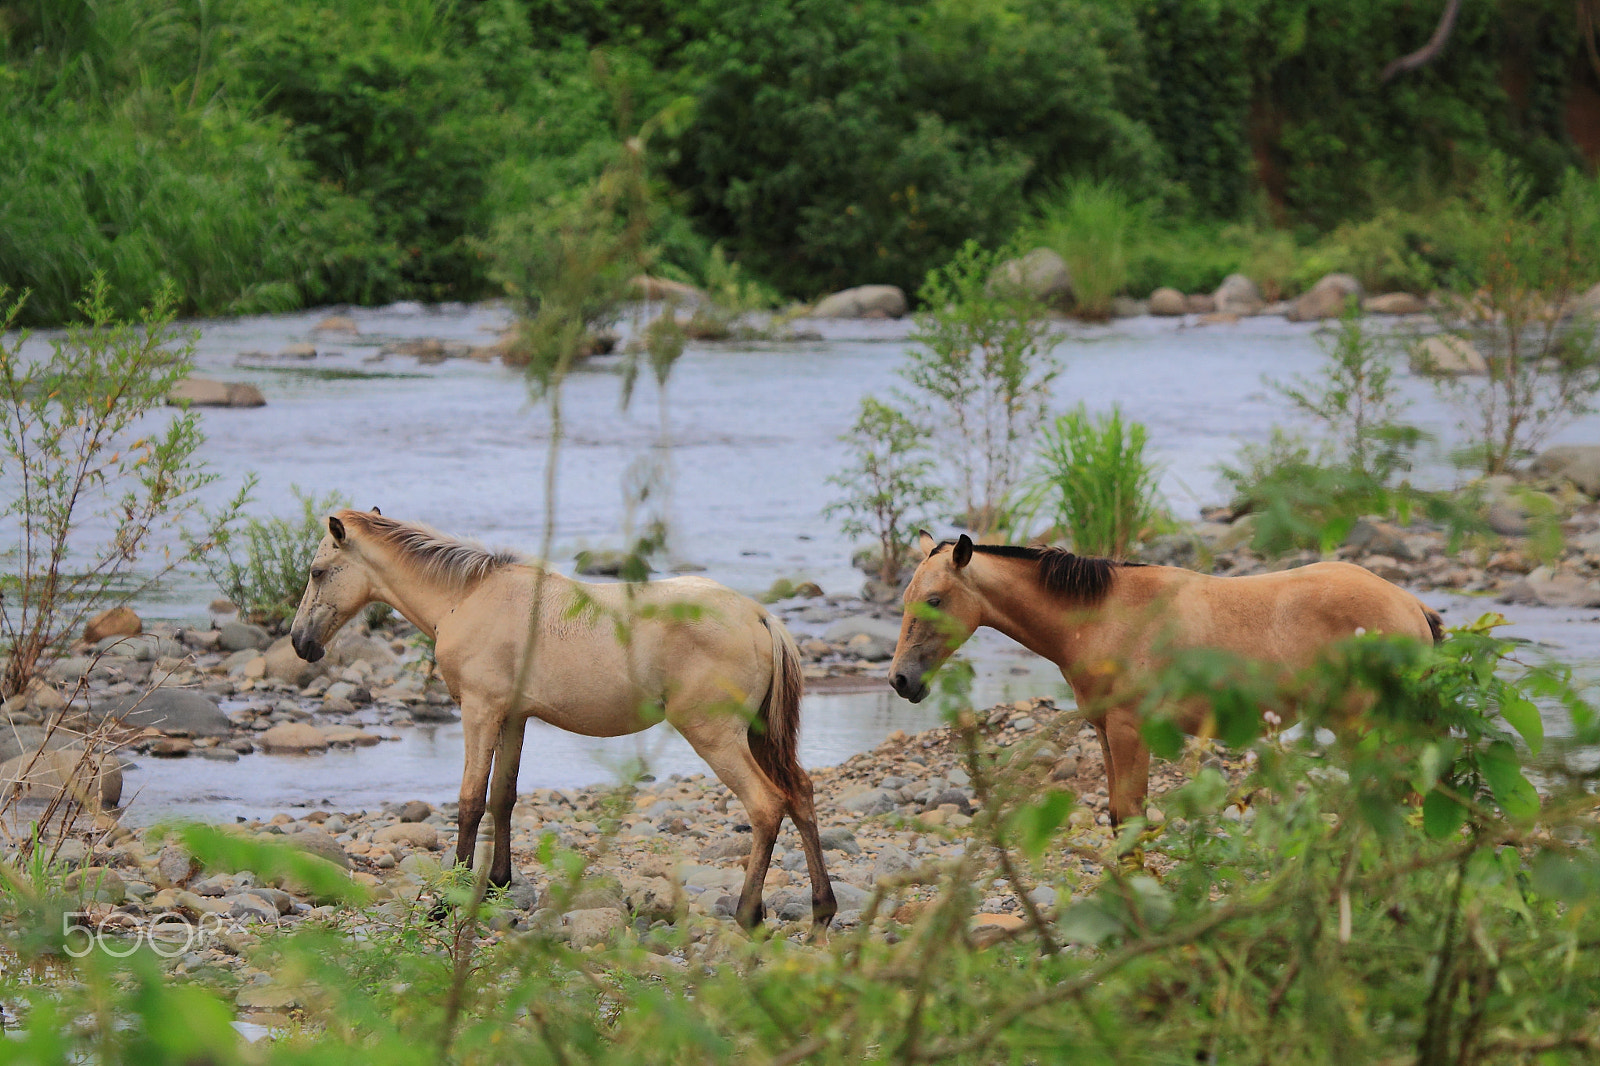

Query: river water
[10,303,1600,822]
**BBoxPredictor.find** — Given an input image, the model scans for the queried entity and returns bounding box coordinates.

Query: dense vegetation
[3,0,1599,324]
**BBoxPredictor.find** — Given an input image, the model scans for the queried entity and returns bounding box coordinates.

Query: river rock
[822,616,900,661]
[0,747,122,808]
[258,722,328,753]
[1411,335,1487,375]
[94,689,231,737]
[167,378,266,408]
[1501,567,1600,608]
[1148,287,1186,316]
[314,316,359,334]
[279,343,317,359]
[1185,293,1216,314]
[1212,274,1263,315]
[156,844,201,887]
[1364,292,1427,315]
[1345,519,1415,561]
[264,637,322,687]
[1287,273,1363,321]
[398,800,433,823]
[284,828,350,869]
[1110,297,1147,317]
[65,867,126,904]
[1531,445,1600,497]
[229,894,280,923]
[809,285,907,319]
[625,876,678,922]
[84,607,141,644]
[0,726,76,764]
[218,621,272,652]
[562,907,626,948]
[630,275,706,304]
[326,630,399,670]
[988,249,1072,309]
[870,845,916,884]
[373,823,439,849]
[819,827,862,855]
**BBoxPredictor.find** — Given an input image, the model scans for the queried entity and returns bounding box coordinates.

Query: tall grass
[1018,405,1161,558]
[1030,179,1147,319]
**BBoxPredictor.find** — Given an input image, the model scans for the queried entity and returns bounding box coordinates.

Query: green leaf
[1499,695,1544,755]
[1015,789,1076,860]
[1141,716,1184,760]
[1422,789,1467,840]
[1480,743,1540,822]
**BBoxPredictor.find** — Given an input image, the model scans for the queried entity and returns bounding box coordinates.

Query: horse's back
[1197,560,1435,653]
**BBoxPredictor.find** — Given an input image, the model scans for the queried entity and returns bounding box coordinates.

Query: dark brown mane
[342,511,520,587]
[932,541,1143,604]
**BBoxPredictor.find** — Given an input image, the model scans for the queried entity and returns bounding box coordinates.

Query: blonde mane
[344,511,520,588]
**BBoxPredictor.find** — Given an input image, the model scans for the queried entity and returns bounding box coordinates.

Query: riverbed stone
[1364,292,1427,315]
[810,285,907,319]
[156,844,201,887]
[1411,334,1486,375]
[314,316,359,334]
[1185,293,1217,314]
[1287,273,1363,321]
[65,867,126,904]
[988,248,1072,309]
[1148,287,1186,316]
[561,907,626,948]
[398,800,433,823]
[168,378,266,408]
[373,823,439,849]
[218,621,272,652]
[258,722,328,754]
[1212,274,1263,315]
[264,637,322,687]
[84,607,141,644]
[822,616,899,661]
[0,747,122,808]
[1531,445,1600,497]
[1345,519,1415,560]
[283,828,349,869]
[94,689,231,737]
[0,726,77,764]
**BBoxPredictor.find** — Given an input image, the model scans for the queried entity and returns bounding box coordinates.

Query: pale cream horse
[289,509,836,932]
[889,533,1443,823]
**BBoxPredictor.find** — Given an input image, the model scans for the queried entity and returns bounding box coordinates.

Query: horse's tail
[1421,603,1445,644]
[751,615,806,805]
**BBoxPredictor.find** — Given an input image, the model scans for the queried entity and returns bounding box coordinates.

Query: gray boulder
[1364,292,1427,315]
[988,248,1073,309]
[1411,335,1487,376]
[1287,273,1363,322]
[1148,287,1186,316]
[1212,274,1264,315]
[1531,445,1600,497]
[218,621,272,652]
[810,285,907,319]
[92,689,231,737]
[822,616,900,661]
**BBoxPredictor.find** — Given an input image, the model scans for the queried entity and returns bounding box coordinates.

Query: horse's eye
[311,568,327,581]
[927,595,941,609]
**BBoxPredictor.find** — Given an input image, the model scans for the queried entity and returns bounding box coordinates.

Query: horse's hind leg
[486,717,526,890]
[673,707,785,931]
[785,767,837,933]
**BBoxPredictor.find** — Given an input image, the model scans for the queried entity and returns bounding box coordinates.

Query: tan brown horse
[889,532,1443,823]
[288,509,835,932]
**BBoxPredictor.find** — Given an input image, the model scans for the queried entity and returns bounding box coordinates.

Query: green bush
[1017,405,1163,558]
[1029,180,1149,318]
[204,488,348,631]
[825,396,945,584]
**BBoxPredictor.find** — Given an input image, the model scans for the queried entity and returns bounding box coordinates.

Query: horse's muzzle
[890,671,928,703]
[291,632,325,663]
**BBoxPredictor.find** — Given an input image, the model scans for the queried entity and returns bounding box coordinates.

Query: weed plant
[1016,405,1163,558]
[201,488,349,631]
[826,397,946,584]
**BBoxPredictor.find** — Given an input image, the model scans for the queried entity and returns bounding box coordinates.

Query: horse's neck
[362,545,467,637]
[970,556,1093,667]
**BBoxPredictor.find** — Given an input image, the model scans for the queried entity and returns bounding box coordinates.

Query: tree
[826,397,945,585]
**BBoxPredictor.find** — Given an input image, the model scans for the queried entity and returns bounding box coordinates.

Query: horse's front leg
[486,715,526,890]
[1103,705,1151,826]
[455,697,501,871]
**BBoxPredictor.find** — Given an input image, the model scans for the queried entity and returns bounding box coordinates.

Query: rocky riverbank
[35,694,1253,1026]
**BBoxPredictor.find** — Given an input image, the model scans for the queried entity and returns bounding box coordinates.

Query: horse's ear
[328,515,346,545]
[369,506,381,516]
[953,534,974,569]
[917,530,936,559]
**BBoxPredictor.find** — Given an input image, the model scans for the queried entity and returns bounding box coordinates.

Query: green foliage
[202,487,348,630]
[1219,308,1455,555]
[0,280,242,697]
[1421,160,1600,475]
[825,397,946,585]
[1029,179,1148,319]
[900,241,1059,534]
[1017,405,1163,558]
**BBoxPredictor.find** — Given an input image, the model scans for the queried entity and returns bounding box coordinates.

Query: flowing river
[10,302,1600,822]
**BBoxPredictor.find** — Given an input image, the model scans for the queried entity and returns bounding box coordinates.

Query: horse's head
[289,511,378,662]
[889,531,984,703]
